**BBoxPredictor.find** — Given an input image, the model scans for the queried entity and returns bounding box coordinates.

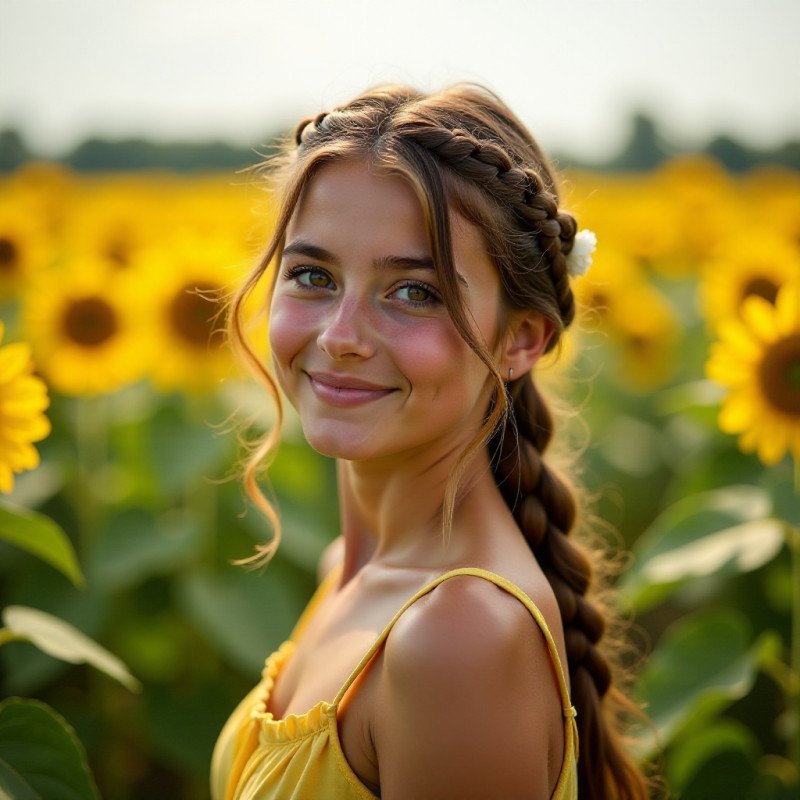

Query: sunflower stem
[74,395,109,547]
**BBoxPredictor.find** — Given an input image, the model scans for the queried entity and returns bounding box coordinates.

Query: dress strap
[333,567,577,723]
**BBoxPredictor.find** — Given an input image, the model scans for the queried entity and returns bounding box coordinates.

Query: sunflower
[62,181,161,269]
[706,282,800,465]
[142,235,249,392]
[610,282,681,391]
[22,258,150,396]
[0,201,55,300]
[0,324,51,492]
[701,232,800,326]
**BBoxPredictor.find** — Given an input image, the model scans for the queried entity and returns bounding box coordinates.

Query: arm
[373,576,565,800]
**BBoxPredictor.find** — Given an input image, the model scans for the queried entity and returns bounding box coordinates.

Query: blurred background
[0,1,799,798]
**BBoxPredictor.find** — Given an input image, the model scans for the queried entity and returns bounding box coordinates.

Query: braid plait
[397,121,577,326]
[489,374,623,799]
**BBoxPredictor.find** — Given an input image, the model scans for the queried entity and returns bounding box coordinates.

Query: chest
[267,572,421,720]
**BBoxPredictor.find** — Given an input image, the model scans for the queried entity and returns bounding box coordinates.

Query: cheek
[388,317,485,391]
[268,298,316,373]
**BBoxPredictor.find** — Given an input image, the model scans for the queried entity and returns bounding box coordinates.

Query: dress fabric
[210,567,579,800]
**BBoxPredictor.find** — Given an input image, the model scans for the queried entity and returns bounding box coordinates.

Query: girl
[211,84,650,800]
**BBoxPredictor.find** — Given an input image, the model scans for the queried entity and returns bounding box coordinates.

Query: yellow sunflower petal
[755,419,789,466]
[740,295,779,344]
[775,283,800,336]
[716,317,762,361]
[718,391,758,432]
[0,462,14,493]
[0,342,34,383]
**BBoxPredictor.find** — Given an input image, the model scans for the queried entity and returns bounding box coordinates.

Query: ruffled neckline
[249,640,336,742]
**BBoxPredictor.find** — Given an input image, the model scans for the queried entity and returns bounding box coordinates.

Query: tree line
[1,113,798,173]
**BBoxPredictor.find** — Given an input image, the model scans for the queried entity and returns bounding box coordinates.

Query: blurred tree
[0,128,33,171]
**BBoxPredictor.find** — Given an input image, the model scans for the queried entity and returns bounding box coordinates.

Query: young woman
[211,84,650,800]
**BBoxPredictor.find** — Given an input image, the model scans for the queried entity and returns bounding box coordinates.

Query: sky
[1,0,799,162]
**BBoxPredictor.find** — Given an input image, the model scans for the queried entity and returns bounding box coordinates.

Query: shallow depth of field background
[1,2,799,799]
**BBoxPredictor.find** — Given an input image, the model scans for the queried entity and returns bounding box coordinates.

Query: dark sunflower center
[587,290,610,313]
[169,282,222,347]
[105,238,131,267]
[741,277,779,306]
[0,237,18,272]
[62,296,118,347]
[758,333,800,416]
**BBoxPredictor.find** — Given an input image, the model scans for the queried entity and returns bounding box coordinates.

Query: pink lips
[306,371,396,408]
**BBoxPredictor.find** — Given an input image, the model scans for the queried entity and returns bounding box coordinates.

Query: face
[268,159,505,466]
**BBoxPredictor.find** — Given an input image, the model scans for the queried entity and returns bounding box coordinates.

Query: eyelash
[282,266,442,308]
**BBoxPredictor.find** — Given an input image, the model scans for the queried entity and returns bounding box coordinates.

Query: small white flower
[565,229,597,278]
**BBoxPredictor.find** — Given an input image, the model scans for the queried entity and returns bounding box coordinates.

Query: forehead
[287,160,497,284]
[287,160,426,246]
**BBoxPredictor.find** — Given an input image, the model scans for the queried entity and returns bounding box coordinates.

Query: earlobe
[503,312,554,377]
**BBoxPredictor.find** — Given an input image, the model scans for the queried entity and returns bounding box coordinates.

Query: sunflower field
[0,156,798,800]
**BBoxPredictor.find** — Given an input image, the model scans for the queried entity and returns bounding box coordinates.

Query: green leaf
[635,608,763,750]
[176,563,311,675]
[0,698,100,800]
[620,485,779,610]
[89,508,203,591]
[665,719,759,794]
[0,502,84,589]
[0,758,43,800]
[1,606,141,693]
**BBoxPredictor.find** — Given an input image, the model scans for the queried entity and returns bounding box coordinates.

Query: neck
[336,440,503,578]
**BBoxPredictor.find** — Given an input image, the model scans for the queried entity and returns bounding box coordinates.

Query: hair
[228,83,652,800]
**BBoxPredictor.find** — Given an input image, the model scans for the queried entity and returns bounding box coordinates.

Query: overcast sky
[1,0,798,161]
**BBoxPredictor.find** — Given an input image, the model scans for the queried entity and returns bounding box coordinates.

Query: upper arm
[373,577,565,800]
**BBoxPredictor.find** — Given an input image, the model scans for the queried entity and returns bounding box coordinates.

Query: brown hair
[228,83,651,800]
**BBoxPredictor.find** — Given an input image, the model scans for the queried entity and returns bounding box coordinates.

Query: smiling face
[268,159,506,466]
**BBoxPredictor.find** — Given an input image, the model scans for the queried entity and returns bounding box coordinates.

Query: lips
[305,371,396,408]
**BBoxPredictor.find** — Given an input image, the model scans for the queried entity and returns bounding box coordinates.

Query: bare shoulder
[373,574,565,800]
[385,574,549,675]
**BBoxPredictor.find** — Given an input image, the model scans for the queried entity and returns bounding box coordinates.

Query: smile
[305,371,396,408]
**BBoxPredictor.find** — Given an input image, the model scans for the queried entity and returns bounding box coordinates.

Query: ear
[500,311,554,378]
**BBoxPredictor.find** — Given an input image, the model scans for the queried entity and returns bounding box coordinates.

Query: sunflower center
[0,237,18,272]
[62,296,118,347]
[105,239,131,267]
[169,282,222,347]
[741,277,779,305]
[758,333,800,417]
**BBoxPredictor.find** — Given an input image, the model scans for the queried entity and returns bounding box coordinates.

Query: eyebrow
[281,239,469,288]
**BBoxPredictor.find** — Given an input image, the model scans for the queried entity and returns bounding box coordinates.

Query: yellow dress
[211,567,579,800]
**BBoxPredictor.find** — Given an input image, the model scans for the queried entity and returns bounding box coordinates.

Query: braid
[489,375,647,800]
[397,121,578,327]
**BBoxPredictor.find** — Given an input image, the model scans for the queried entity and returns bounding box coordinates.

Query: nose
[316,294,376,360]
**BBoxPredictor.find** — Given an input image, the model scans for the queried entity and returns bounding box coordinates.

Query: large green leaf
[0,502,84,589]
[1,606,140,692]
[635,608,767,750]
[176,563,312,675]
[665,719,759,794]
[88,507,203,591]
[620,485,781,610]
[0,698,99,800]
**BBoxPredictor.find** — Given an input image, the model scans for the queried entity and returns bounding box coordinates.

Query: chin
[301,423,379,462]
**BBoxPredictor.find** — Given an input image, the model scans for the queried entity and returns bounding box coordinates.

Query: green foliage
[0,698,100,800]
[0,501,84,588]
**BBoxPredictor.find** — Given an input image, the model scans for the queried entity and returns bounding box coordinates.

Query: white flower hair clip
[565,229,597,278]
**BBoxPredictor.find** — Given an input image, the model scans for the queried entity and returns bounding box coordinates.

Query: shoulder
[372,573,564,800]
[386,573,546,677]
